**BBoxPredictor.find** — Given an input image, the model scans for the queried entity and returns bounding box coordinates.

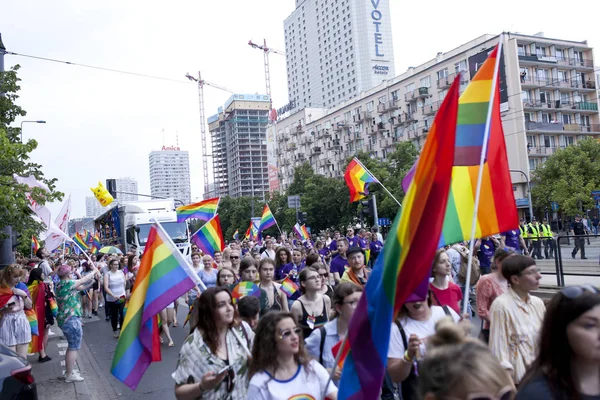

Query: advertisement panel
[266,124,280,193]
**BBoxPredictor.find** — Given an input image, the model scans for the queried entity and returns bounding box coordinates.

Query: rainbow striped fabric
[191,215,225,256]
[91,233,101,254]
[338,75,461,400]
[440,44,518,245]
[111,224,200,390]
[31,236,39,253]
[83,230,92,246]
[232,229,239,240]
[72,232,89,251]
[344,158,377,202]
[176,198,219,223]
[293,223,309,241]
[280,277,299,298]
[27,281,46,353]
[258,204,276,232]
[244,221,259,241]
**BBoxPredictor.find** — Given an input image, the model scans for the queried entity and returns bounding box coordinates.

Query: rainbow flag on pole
[111,224,201,390]
[344,158,377,202]
[31,236,40,254]
[338,73,461,400]
[191,215,225,256]
[258,204,276,232]
[72,232,89,251]
[91,233,101,254]
[176,197,219,223]
[232,229,239,240]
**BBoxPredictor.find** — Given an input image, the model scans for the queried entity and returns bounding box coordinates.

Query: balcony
[404,87,430,102]
[333,122,346,131]
[312,146,322,155]
[399,112,417,124]
[574,102,598,112]
[570,79,597,90]
[292,125,302,136]
[423,101,440,115]
[353,111,371,122]
[377,102,387,114]
[388,100,400,110]
[367,125,378,135]
[296,153,306,161]
[564,124,600,133]
[569,58,594,69]
[288,142,297,150]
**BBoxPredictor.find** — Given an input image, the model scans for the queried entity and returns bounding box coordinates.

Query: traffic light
[360,196,378,225]
[106,178,117,199]
[299,212,308,224]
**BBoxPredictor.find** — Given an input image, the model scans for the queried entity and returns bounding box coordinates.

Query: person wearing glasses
[291,267,331,339]
[247,312,338,400]
[517,285,600,399]
[314,262,334,300]
[418,317,515,400]
[173,287,254,400]
[229,250,242,279]
[305,283,362,385]
[489,255,545,384]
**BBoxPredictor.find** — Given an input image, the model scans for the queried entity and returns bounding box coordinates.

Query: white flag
[43,196,71,252]
[13,174,50,192]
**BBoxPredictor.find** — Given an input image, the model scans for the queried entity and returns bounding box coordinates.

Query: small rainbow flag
[176,198,219,223]
[280,277,299,298]
[83,230,93,246]
[31,236,40,253]
[245,221,258,241]
[91,233,101,254]
[258,204,277,232]
[72,232,89,251]
[344,158,377,203]
[49,297,58,317]
[232,229,239,240]
[293,223,309,241]
[111,224,201,390]
[339,70,461,399]
[191,215,225,257]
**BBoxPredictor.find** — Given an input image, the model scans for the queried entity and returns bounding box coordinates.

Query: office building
[275,32,599,219]
[85,196,104,219]
[115,177,138,201]
[207,94,271,198]
[149,147,191,205]
[284,0,395,112]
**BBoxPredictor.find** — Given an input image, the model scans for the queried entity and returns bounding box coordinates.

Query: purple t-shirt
[358,237,368,249]
[346,236,359,248]
[370,240,383,253]
[502,230,521,250]
[477,238,495,268]
[330,255,348,276]
[279,263,305,284]
[329,240,338,252]
[275,263,292,281]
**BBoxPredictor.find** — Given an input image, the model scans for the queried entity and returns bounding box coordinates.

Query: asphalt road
[83,302,190,400]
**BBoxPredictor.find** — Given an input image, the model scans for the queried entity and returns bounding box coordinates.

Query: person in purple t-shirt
[330,238,349,284]
[357,229,368,249]
[501,227,528,256]
[346,229,359,248]
[369,236,383,267]
[475,236,500,275]
[329,231,342,255]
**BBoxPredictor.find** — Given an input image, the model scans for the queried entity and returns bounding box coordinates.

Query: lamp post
[510,169,534,221]
[20,120,46,142]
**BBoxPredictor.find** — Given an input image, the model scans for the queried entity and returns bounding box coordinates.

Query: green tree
[0,66,63,247]
[380,141,419,218]
[301,174,357,233]
[531,139,600,216]
[287,163,314,196]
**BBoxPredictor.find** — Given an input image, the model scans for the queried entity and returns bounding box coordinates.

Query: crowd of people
[1,225,599,399]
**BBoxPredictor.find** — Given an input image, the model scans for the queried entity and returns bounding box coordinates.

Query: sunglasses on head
[561,285,599,299]
[279,327,302,340]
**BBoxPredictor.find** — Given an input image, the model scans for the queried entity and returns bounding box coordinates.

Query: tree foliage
[0,65,63,244]
[531,139,600,216]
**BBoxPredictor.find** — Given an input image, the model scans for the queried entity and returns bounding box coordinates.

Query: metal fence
[545,234,600,286]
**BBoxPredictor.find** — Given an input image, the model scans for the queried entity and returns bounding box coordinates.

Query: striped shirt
[489,288,545,383]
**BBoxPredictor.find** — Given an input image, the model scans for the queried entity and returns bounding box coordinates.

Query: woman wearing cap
[55,263,99,382]
[340,247,370,288]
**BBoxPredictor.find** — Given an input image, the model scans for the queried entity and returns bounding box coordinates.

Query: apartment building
[284,0,395,111]
[275,32,599,217]
[149,147,191,205]
[207,94,271,199]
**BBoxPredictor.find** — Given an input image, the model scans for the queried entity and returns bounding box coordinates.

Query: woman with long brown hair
[172,287,253,400]
[247,311,337,399]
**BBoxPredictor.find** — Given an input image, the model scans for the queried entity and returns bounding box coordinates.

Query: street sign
[287,195,301,208]
[378,218,391,226]
[591,190,600,201]
[551,201,559,211]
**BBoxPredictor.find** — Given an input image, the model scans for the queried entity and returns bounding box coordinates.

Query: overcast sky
[2,0,598,219]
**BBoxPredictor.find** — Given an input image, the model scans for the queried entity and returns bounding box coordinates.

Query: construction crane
[248,39,285,106]
[185,72,234,197]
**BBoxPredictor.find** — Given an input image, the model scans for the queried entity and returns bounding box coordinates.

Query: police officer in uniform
[527,218,543,259]
[540,218,555,259]
[571,214,588,259]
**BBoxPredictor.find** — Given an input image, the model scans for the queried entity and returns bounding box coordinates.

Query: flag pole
[214,197,221,215]
[322,335,349,400]
[354,158,402,207]
[462,37,504,315]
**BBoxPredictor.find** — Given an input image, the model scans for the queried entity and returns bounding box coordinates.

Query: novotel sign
[162,145,181,151]
[371,0,386,57]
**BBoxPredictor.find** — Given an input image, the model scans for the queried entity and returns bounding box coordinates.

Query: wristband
[403,350,413,363]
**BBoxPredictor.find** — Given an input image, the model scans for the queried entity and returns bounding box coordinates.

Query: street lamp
[510,169,534,221]
[20,120,46,142]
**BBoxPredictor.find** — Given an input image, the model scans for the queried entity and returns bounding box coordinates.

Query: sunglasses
[319,272,329,278]
[561,285,599,299]
[230,256,240,259]
[279,327,302,340]
[448,386,514,400]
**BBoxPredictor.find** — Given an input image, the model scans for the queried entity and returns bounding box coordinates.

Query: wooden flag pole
[462,37,504,315]
[354,157,402,207]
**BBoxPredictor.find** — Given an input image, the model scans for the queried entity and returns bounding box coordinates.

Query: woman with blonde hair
[418,317,515,400]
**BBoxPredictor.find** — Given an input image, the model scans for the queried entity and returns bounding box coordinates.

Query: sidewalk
[31,316,120,400]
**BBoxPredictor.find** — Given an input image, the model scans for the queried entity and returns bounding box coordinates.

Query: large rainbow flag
[72,232,89,251]
[344,158,377,202]
[111,224,201,390]
[258,204,276,232]
[176,198,219,223]
[191,215,225,256]
[338,74,461,400]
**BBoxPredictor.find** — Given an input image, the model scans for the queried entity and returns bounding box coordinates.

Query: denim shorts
[61,317,83,350]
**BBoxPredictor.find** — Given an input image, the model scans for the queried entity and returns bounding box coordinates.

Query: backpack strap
[395,319,408,349]
[240,322,250,348]
[442,305,451,316]
[318,325,326,365]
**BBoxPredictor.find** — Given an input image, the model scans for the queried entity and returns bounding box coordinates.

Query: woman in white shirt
[103,258,126,338]
[247,311,337,400]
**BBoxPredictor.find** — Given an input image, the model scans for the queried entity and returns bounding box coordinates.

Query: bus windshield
[138,222,188,246]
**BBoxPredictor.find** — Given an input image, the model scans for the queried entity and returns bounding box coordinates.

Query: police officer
[519,219,530,250]
[570,214,588,259]
[540,218,555,259]
[527,218,544,259]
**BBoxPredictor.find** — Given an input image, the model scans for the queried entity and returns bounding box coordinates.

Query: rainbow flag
[232,229,239,240]
[31,236,40,253]
[344,158,377,202]
[338,73,461,400]
[91,233,101,254]
[72,232,89,251]
[301,225,310,240]
[280,277,299,298]
[83,230,93,246]
[111,224,201,390]
[258,204,277,232]
[191,215,225,256]
[176,197,219,223]
[28,281,46,352]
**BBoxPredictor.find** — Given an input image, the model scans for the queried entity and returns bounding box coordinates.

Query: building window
[405,83,415,93]
[420,76,431,88]
[455,60,467,72]
[517,45,526,56]
[437,68,448,79]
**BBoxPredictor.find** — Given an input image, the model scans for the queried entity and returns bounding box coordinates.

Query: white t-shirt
[38,260,53,282]
[247,359,337,400]
[388,306,460,359]
[261,249,276,260]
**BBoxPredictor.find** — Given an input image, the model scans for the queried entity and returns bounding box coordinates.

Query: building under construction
[207,94,271,199]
